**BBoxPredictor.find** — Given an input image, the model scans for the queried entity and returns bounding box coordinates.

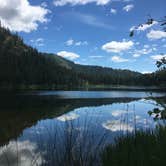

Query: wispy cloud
[110,8,117,14]
[89,55,103,58]
[111,56,129,63]
[53,0,111,6]
[41,2,48,8]
[123,0,133,2]
[30,38,45,47]
[67,12,112,30]
[151,54,166,60]
[65,39,74,46]
[123,4,134,12]
[132,48,153,58]
[65,38,88,46]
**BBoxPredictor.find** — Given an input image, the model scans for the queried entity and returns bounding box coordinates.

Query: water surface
[0,90,166,166]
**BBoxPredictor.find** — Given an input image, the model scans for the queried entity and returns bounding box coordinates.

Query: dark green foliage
[148,99,166,121]
[102,126,166,166]
[128,16,166,87]
[0,25,165,90]
[156,56,166,69]
[160,16,166,31]
[129,30,134,37]
[130,16,166,36]
[0,25,81,89]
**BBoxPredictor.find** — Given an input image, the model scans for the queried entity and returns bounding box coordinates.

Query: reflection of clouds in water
[136,117,157,128]
[0,141,43,166]
[111,110,127,117]
[136,115,141,120]
[27,126,46,135]
[56,113,79,122]
[102,120,134,132]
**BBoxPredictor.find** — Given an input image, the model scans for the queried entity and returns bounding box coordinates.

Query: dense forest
[0,24,165,90]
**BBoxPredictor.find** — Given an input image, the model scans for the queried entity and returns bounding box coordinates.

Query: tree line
[0,25,165,90]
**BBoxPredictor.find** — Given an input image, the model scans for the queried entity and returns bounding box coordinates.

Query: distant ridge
[0,25,165,90]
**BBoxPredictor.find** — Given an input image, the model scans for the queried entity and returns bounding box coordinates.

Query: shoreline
[0,85,166,92]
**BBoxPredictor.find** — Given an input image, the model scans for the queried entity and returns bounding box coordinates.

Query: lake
[0,90,166,166]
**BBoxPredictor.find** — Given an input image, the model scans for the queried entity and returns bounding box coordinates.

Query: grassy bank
[102,125,166,166]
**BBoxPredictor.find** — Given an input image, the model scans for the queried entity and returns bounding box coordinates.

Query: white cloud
[65,39,88,46]
[144,44,150,48]
[0,0,49,32]
[75,41,88,46]
[102,40,134,53]
[133,53,141,58]
[57,51,80,60]
[53,0,111,6]
[110,8,117,14]
[57,113,79,121]
[111,56,129,63]
[152,47,157,51]
[151,54,166,60]
[65,39,74,46]
[147,30,166,40]
[102,120,134,132]
[30,38,44,46]
[123,4,134,12]
[0,141,43,166]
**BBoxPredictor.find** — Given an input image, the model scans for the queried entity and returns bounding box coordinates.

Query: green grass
[102,125,166,166]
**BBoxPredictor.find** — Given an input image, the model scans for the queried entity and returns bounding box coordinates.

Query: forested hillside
[0,25,165,90]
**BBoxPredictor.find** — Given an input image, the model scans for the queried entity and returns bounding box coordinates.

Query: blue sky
[0,0,166,73]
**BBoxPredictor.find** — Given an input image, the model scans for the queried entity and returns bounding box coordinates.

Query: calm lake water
[0,90,166,166]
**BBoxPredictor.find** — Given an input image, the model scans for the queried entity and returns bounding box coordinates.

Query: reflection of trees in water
[0,96,166,166]
[0,94,136,146]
